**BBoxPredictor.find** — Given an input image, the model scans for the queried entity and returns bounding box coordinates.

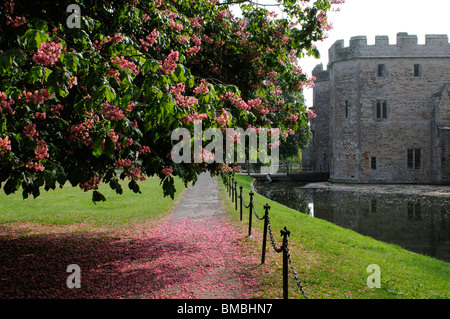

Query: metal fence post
[231,177,235,202]
[234,181,238,211]
[248,191,254,237]
[239,185,243,221]
[281,226,291,299]
[261,204,270,264]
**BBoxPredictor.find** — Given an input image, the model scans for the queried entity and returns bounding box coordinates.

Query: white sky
[230,0,450,106]
[301,0,450,106]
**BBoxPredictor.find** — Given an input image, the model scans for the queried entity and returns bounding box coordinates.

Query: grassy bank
[218,174,450,299]
[0,176,186,228]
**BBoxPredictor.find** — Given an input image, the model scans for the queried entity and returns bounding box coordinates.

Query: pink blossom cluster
[140,29,159,51]
[0,136,11,155]
[202,35,214,44]
[191,34,201,45]
[125,167,146,181]
[0,92,15,115]
[180,112,208,123]
[69,76,77,89]
[186,45,201,56]
[193,79,209,95]
[169,16,183,32]
[214,108,230,127]
[221,163,241,172]
[265,71,277,86]
[6,15,26,27]
[160,50,179,74]
[111,54,139,75]
[116,158,133,168]
[50,103,63,116]
[100,101,125,121]
[68,110,100,148]
[219,92,250,110]
[153,0,163,7]
[21,89,53,105]
[271,85,283,96]
[170,83,198,108]
[247,98,262,109]
[189,17,203,29]
[3,0,15,14]
[25,161,44,172]
[93,33,125,50]
[285,113,299,124]
[139,145,151,155]
[79,176,101,191]
[306,109,317,118]
[161,165,173,176]
[23,123,38,139]
[33,112,46,120]
[32,42,63,67]
[317,11,333,32]
[34,139,49,160]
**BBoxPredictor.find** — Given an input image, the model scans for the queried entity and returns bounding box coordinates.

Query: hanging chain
[266,215,283,253]
[285,244,308,299]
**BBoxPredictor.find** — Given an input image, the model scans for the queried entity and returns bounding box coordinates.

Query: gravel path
[160,172,260,299]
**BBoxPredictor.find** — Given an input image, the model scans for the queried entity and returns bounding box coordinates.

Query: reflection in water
[254,182,450,263]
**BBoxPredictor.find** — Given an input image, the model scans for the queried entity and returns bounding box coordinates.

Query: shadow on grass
[0,225,200,299]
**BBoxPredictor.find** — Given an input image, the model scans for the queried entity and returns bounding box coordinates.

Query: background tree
[0,0,343,201]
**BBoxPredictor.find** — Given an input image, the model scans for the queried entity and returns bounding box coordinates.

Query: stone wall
[307,33,450,184]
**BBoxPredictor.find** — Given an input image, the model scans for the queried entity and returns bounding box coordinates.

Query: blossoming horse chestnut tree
[0,0,342,202]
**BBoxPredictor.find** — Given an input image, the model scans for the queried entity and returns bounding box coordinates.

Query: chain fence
[221,172,308,300]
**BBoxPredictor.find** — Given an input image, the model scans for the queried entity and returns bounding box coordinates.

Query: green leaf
[92,136,104,158]
[128,180,141,193]
[97,85,116,103]
[172,64,186,82]
[19,29,49,49]
[142,59,160,74]
[60,52,80,73]
[92,190,106,203]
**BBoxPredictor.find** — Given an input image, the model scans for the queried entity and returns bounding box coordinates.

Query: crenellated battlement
[328,32,450,65]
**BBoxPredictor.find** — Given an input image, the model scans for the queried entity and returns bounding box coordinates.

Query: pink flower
[0,136,11,155]
[186,45,201,56]
[140,29,159,51]
[23,124,38,138]
[193,79,209,95]
[161,166,173,176]
[111,54,139,75]
[34,139,49,160]
[100,101,124,121]
[139,145,151,155]
[285,113,299,124]
[6,15,26,27]
[160,50,179,74]
[306,109,317,118]
[0,92,15,115]
[32,42,63,67]
[214,108,230,127]
[25,162,44,172]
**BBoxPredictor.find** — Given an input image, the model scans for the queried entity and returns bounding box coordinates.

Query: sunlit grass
[219,174,450,299]
[0,176,187,227]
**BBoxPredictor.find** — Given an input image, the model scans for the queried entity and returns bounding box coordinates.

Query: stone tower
[304,32,450,184]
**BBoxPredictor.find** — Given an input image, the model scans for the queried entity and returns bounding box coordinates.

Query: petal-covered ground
[0,217,262,299]
[0,173,264,299]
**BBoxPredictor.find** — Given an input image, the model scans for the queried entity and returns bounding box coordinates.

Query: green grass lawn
[0,176,187,228]
[219,174,450,299]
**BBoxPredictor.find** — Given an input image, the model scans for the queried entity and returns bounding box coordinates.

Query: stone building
[303,32,450,184]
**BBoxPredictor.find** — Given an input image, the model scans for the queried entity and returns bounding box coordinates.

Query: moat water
[253,181,450,263]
